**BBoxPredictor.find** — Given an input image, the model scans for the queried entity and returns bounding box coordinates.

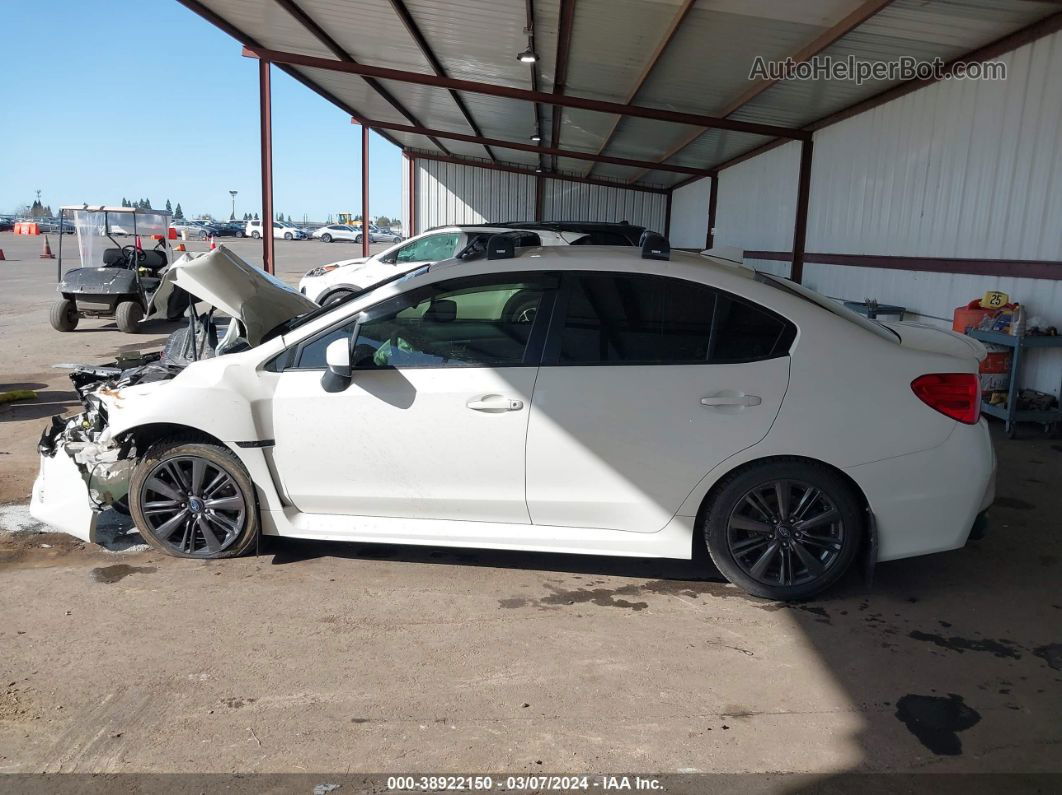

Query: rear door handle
[467,394,524,412]
[701,393,762,407]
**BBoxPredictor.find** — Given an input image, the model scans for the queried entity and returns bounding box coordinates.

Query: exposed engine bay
[31,246,317,542]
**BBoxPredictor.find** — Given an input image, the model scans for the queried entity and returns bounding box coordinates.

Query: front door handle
[701,393,762,408]
[467,394,524,413]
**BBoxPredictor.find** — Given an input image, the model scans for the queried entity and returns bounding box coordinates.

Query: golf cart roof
[61,205,172,216]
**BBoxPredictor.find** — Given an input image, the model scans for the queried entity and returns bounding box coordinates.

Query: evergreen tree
[253,212,260,221]
[174,203,184,220]
[165,199,172,213]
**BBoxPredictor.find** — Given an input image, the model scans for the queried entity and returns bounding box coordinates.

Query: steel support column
[534,174,544,221]
[258,59,275,274]
[705,175,718,250]
[362,124,370,257]
[664,190,672,239]
[791,138,814,284]
[403,152,416,238]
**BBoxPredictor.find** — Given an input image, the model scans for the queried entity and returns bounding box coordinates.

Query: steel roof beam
[625,0,894,184]
[352,117,715,176]
[386,0,496,161]
[526,0,547,173]
[174,0,405,150]
[586,0,697,177]
[240,45,809,141]
[271,0,451,155]
[701,7,1062,177]
[549,0,576,170]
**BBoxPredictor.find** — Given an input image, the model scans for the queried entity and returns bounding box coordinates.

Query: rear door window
[551,272,793,365]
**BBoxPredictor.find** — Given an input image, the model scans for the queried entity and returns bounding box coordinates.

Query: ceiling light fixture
[530,133,542,142]
[517,46,538,63]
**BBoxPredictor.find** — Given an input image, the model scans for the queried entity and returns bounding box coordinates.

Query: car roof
[427,244,756,283]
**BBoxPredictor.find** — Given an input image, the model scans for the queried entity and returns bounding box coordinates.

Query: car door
[525,271,794,534]
[271,272,556,523]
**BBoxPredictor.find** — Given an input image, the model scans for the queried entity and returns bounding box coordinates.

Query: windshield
[262,269,415,343]
[755,272,899,342]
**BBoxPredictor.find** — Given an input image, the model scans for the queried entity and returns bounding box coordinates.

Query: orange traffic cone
[39,235,55,259]
[175,243,186,252]
[209,236,217,250]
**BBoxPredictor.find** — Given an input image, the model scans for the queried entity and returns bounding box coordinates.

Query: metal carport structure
[175,0,1062,293]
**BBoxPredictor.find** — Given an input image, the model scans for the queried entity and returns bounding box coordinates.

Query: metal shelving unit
[968,329,1062,437]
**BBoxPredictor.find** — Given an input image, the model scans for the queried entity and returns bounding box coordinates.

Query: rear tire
[50,298,78,332]
[130,439,259,559]
[702,460,862,601]
[355,234,363,244]
[251,231,260,240]
[115,300,144,333]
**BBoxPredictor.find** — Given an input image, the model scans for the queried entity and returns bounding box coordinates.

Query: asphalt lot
[1,229,1060,775]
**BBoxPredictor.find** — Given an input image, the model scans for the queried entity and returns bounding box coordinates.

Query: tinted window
[353,277,548,368]
[709,295,791,362]
[559,273,715,364]
[557,273,792,365]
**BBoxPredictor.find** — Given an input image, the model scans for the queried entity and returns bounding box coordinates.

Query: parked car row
[310,223,403,244]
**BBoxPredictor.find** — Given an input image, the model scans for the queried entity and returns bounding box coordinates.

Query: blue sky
[0,0,403,222]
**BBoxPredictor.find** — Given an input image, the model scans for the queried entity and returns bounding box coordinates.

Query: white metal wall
[414,158,536,233]
[542,180,667,231]
[715,29,1062,396]
[668,177,712,249]
[411,158,667,234]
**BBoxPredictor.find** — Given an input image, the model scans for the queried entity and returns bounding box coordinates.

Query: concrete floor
[1,230,1060,775]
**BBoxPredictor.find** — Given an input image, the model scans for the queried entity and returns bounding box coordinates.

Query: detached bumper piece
[31,450,100,543]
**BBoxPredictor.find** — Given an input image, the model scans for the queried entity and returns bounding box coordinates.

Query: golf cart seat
[102,248,127,267]
[142,249,167,271]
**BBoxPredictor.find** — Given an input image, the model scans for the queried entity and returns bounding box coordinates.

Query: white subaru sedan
[31,241,994,600]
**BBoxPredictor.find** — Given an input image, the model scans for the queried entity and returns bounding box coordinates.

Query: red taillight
[911,373,981,424]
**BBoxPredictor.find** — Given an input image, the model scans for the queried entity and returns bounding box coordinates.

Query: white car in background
[312,224,361,243]
[371,226,403,243]
[298,225,585,304]
[31,241,995,600]
[246,220,309,240]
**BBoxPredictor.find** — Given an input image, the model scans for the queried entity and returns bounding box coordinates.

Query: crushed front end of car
[31,246,317,543]
[31,353,181,542]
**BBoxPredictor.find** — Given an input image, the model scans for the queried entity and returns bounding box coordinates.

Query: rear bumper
[846,419,995,562]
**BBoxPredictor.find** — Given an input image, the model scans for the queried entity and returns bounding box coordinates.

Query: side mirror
[325,338,351,378]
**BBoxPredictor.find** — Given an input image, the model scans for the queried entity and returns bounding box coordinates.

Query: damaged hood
[151,246,316,345]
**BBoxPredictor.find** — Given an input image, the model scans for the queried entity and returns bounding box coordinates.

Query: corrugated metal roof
[184,0,1062,186]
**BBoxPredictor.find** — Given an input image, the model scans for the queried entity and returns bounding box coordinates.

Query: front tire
[284,232,293,240]
[702,460,862,600]
[115,300,144,333]
[321,233,332,243]
[320,289,354,306]
[355,234,363,244]
[50,298,79,332]
[130,439,259,559]
[251,231,260,240]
